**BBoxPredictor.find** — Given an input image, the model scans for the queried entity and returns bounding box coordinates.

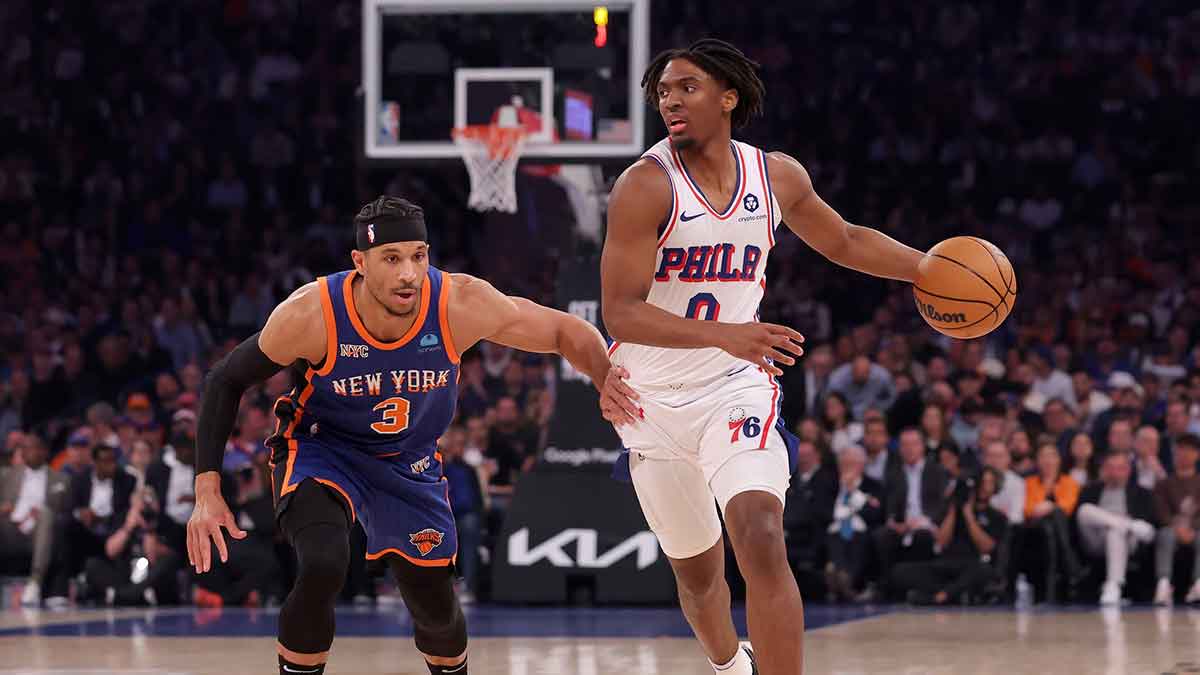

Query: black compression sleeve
[195,332,288,475]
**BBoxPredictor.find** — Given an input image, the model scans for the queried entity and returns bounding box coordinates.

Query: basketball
[913,236,1017,339]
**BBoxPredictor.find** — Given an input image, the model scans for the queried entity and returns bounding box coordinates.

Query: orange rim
[452,125,526,160]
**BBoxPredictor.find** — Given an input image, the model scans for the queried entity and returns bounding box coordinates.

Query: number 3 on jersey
[371,397,411,434]
[685,292,721,321]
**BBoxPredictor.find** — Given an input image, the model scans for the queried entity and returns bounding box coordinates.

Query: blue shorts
[271,434,457,568]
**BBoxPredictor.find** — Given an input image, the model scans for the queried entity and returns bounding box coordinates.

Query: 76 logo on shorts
[728,407,762,443]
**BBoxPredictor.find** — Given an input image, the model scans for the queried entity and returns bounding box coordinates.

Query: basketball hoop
[452,125,527,213]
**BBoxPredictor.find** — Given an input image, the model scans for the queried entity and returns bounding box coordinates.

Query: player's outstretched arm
[766,152,924,283]
[602,160,805,376]
[447,273,640,425]
[188,282,324,573]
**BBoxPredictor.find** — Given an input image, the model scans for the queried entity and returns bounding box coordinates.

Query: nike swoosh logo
[680,212,703,222]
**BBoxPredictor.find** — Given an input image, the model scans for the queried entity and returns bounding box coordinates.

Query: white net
[453,126,526,213]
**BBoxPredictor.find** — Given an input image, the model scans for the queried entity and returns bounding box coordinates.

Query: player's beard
[670,134,695,151]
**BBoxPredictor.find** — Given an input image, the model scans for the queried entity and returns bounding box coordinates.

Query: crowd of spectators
[2,0,1199,608]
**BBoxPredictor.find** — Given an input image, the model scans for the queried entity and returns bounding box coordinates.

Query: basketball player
[187,196,634,675]
[601,40,926,675]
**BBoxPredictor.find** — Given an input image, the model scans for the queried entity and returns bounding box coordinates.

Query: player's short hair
[641,38,765,130]
[353,196,424,231]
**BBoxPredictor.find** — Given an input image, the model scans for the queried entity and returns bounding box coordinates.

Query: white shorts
[615,365,796,560]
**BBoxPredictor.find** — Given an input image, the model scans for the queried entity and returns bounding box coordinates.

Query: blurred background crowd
[1,0,1199,609]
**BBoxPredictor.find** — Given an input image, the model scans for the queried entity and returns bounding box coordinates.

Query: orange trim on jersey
[437,273,460,364]
[755,150,776,248]
[669,142,747,221]
[279,375,318,495]
[313,277,339,376]
[364,548,455,567]
[760,372,780,450]
[342,270,431,350]
[643,155,679,248]
[313,478,357,522]
[434,451,443,464]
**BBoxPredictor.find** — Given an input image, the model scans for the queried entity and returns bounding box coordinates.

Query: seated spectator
[1153,434,1200,605]
[440,425,485,603]
[67,444,137,579]
[0,435,70,606]
[1066,431,1098,487]
[81,486,181,606]
[861,417,894,484]
[124,439,155,489]
[921,404,957,457]
[1009,428,1035,476]
[828,355,896,421]
[1076,452,1157,605]
[874,428,948,598]
[824,445,882,602]
[985,441,1025,525]
[782,440,836,575]
[146,432,197,556]
[821,392,862,454]
[486,396,538,496]
[1133,425,1168,491]
[892,467,1008,605]
[1024,441,1086,602]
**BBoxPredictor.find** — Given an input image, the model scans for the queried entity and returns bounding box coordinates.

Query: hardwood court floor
[2,604,1199,674]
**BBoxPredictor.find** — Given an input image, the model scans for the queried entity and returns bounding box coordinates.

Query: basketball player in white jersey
[601,40,927,675]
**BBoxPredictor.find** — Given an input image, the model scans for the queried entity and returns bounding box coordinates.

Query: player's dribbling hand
[187,490,247,574]
[715,322,805,377]
[600,365,641,427]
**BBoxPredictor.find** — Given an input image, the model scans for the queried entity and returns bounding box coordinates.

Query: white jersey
[610,137,782,394]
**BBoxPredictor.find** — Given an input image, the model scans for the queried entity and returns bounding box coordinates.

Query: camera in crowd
[951,476,977,507]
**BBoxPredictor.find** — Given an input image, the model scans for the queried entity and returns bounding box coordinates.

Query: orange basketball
[913,236,1017,339]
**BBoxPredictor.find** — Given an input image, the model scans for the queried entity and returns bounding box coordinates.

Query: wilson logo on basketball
[409,528,445,556]
[917,301,966,324]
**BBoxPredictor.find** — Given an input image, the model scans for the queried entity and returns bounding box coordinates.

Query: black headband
[355,214,428,251]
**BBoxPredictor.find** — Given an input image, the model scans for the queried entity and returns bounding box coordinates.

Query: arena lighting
[594,6,608,47]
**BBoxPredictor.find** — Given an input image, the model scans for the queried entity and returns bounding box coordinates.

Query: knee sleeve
[389,558,467,657]
[279,481,352,655]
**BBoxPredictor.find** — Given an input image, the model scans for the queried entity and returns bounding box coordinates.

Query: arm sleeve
[195,332,288,475]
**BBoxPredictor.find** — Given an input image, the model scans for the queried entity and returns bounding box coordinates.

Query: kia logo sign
[507,528,660,570]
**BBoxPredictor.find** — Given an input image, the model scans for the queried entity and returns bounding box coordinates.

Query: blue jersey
[279,266,460,457]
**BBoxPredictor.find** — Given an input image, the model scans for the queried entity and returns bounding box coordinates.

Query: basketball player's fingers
[603,389,640,420]
[610,376,639,401]
[210,524,230,565]
[767,348,796,367]
[186,524,198,570]
[612,365,632,380]
[773,336,805,357]
[223,512,248,540]
[760,357,784,377]
[766,324,806,344]
[196,525,212,572]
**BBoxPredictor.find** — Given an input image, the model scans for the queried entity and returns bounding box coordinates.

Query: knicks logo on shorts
[409,528,445,556]
[728,407,762,443]
[410,456,431,474]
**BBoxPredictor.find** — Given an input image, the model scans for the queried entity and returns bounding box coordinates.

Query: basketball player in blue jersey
[600,40,928,674]
[186,196,636,675]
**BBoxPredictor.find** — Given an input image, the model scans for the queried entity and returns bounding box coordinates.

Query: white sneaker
[1130,520,1156,544]
[1100,582,1122,606]
[1154,578,1174,606]
[20,580,40,607]
[44,596,70,610]
[1186,581,1200,605]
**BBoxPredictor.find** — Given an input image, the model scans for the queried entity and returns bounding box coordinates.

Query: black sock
[427,656,467,674]
[279,655,325,674]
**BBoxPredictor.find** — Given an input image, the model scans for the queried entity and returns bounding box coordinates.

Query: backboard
[363,0,650,160]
